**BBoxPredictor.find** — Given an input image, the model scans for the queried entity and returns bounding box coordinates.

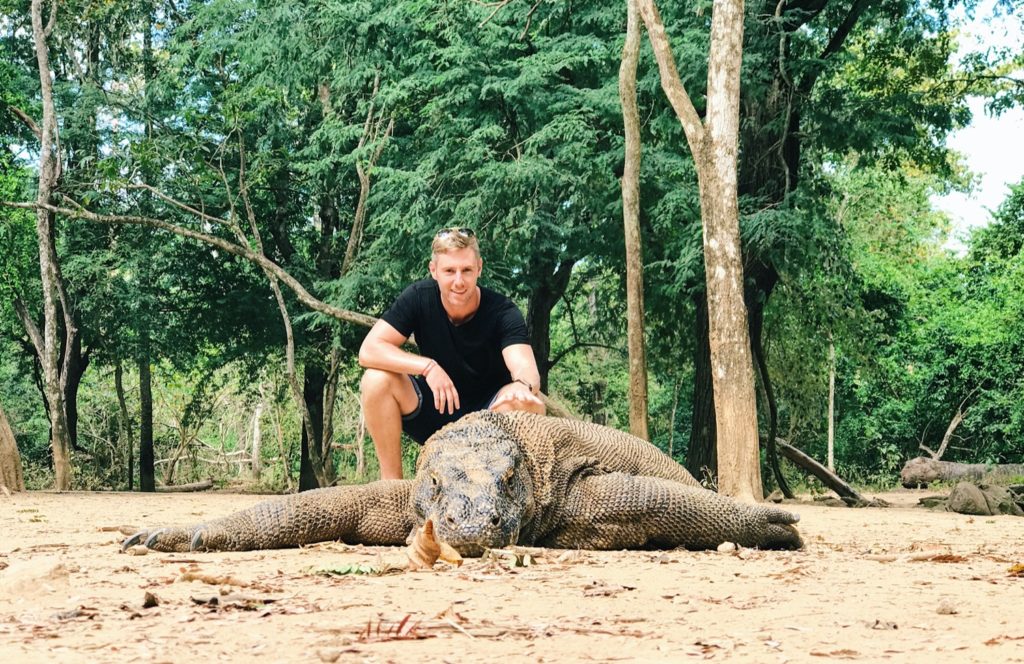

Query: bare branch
[477,0,513,27]
[518,0,543,41]
[124,183,227,228]
[636,0,706,156]
[13,297,44,361]
[44,0,57,37]
[4,104,41,139]
[934,389,979,460]
[3,200,379,330]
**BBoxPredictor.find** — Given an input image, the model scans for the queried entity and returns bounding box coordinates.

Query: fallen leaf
[909,553,967,563]
[407,520,463,571]
[985,635,1024,646]
[810,649,860,658]
[583,580,636,597]
[177,570,248,587]
[1008,563,1024,577]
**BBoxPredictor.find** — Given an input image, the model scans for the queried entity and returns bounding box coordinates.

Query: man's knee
[361,368,418,415]
[360,368,397,402]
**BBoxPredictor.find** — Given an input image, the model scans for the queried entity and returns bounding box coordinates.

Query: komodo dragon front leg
[545,473,802,551]
[123,481,415,552]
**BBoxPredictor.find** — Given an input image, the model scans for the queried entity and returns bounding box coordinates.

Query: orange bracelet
[421,359,436,377]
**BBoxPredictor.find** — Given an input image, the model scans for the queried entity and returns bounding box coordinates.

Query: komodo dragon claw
[121,527,200,552]
[121,531,147,551]
[144,530,166,549]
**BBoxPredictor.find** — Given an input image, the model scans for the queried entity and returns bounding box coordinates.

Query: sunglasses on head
[435,227,476,239]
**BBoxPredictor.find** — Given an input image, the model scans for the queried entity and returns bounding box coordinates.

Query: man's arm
[489,343,545,413]
[502,343,542,394]
[358,319,430,375]
[358,319,461,414]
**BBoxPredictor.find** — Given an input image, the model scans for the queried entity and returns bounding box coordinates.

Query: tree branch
[13,297,44,361]
[636,0,706,156]
[3,200,379,330]
[798,0,874,95]
[4,103,42,139]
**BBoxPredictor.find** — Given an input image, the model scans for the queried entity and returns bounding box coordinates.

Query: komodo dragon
[900,456,1024,488]
[123,411,803,554]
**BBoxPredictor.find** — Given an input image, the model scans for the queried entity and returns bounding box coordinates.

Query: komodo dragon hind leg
[122,481,415,553]
[545,473,803,551]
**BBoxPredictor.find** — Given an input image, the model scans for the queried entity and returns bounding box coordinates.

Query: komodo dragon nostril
[490,515,501,526]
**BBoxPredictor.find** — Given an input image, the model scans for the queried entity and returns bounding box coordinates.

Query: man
[358,227,545,479]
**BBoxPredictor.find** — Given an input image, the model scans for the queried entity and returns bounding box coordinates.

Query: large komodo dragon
[124,411,803,555]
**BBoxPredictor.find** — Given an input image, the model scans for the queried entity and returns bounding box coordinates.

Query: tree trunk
[62,336,89,450]
[251,401,263,481]
[777,438,880,506]
[747,261,790,497]
[639,0,761,500]
[619,0,650,440]
[697,0,761,502]
[0,402,25,492]
[30,0,73,490]
[115,361,134,491]
[827,337,836,471]
[299,364,327,491]
[525,257,575,392]
[138,338,155,492]
[687,290,717,482]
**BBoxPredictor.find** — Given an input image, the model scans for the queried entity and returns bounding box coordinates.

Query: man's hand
[489,381,544,413]
[425,365,460,415]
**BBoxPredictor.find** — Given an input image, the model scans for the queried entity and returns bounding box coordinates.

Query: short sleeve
[495,298,530,349]
[380,283,421,338]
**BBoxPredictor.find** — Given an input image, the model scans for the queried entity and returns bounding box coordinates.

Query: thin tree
[638,0,762,500]
[619,0,649,440]
[26,0,75,490]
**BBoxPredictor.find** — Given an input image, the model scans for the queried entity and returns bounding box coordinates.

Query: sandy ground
[1,487,1022,664]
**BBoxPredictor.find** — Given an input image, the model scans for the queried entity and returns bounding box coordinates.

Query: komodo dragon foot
[122,527,210,552]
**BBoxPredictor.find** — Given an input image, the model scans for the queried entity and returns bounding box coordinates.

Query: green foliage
[2,0,1022,491]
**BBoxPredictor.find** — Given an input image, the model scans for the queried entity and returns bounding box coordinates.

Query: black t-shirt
[381,279,530,403]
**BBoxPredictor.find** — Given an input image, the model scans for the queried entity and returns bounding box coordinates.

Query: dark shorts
[401,375,500,444]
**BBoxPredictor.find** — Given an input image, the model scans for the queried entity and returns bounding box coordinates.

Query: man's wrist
[421,359,437,377]
[513,377,537,394]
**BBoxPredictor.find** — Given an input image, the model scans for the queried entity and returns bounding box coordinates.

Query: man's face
[429,247,482,311]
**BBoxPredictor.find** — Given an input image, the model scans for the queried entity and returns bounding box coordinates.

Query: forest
[1,0,1023,496]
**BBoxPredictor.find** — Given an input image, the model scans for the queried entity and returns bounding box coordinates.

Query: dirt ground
[1,487,1022,664]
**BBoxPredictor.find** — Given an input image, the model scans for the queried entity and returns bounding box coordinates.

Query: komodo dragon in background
[123,411,803,555]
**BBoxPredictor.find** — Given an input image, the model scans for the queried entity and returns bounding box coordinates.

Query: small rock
[317,648,342,663]
[142,591,159,609]
[936,598,958,615]
[125,545,149,556]
[717,542,737,553]
[767,490,784,503]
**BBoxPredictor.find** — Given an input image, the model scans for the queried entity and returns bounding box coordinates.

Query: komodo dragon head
[410,415,533,556]
[900,457,942,488]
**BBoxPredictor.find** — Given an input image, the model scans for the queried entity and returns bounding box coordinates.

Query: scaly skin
[125,412,802,554]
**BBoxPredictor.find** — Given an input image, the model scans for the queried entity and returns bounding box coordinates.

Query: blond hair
[431,228,480,259]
